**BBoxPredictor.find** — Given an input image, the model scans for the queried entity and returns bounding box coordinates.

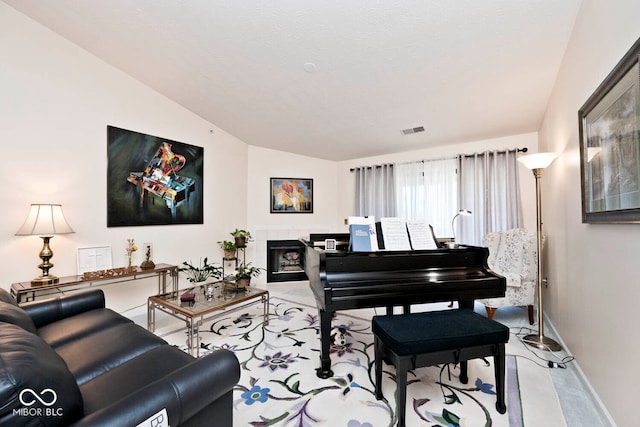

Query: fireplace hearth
[266,240,307,283]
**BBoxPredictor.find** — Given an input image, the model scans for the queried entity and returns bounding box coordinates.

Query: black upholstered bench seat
[373,309,509,427]
[372,308,509,354]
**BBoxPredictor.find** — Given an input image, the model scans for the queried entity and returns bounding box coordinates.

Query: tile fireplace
[266,240,308,283]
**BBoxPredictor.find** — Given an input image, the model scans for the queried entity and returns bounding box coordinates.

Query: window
[395,158,458,239]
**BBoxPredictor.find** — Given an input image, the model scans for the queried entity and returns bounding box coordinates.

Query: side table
[10,263,179,303]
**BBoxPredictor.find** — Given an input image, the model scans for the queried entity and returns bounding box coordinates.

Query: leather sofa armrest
[70,349,240,427]
[21,289,106,328]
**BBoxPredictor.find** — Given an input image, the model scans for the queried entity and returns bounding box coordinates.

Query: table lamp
[15,204,75,285]
[449,209,472,248]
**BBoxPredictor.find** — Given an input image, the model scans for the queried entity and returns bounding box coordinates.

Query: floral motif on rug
[163,297,519,427]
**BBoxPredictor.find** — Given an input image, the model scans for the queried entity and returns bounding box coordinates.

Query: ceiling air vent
[401,126,425,135]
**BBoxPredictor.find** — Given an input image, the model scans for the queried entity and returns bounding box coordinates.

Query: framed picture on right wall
[270,178,313,213]
[578,36,640,223]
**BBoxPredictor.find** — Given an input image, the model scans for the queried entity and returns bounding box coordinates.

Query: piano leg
[316,308,334,378]
[384,305,411,315]
[458,299,474,310]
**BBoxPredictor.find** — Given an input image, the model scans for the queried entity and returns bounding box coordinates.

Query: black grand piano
[302,233,506,378]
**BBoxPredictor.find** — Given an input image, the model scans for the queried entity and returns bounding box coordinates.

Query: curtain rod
[350,147,528,172]
[460,147,527,159]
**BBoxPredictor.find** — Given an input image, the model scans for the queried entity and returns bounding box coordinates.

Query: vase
[224,249,236,259]
[236,277,250,289]
[205,284,215,301]
[140,260,155,270]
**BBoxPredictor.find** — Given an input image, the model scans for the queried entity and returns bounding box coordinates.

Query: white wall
[539,1,640,425]
[0,4,249,311]
[246,145,339,283]
[336,133,540,232]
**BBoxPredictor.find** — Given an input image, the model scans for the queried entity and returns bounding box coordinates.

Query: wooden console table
[10,263,179,303]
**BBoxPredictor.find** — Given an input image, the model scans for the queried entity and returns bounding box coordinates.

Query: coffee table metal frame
[148,282,269,356]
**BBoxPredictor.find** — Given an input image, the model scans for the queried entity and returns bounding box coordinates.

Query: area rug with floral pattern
[156,295,535,427]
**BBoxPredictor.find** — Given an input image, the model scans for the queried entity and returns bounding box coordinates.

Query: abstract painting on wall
[107,126,204,227]
[270,178,313,213]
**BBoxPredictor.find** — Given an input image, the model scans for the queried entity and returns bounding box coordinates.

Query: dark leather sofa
[0,288,240,427]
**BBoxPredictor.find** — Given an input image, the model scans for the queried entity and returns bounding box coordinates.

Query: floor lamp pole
[523,167,562,352]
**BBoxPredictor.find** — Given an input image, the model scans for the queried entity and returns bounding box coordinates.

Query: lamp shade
[15,204,74,236]
[517,152,557,170]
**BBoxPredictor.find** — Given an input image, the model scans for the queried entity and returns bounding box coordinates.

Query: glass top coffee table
[147,281,269,356]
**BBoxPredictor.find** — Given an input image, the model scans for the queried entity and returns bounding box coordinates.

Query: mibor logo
[19,388,58,407]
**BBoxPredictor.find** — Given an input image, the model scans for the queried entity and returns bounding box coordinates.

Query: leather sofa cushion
[0,289,17,305]
[80,345,194,415]
[55,322,168,385]
[0,301,37,333]
[0,322,83,426]
[37,308,132,349]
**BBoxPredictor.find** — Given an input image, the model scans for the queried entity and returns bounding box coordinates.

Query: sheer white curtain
[458,150,522,245]
[395,161,425,219]
[353,164,396,219]
[395,158,458,238]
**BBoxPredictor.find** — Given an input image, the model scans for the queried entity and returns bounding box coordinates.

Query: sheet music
[380,218,411,250]
[406,221,438,250]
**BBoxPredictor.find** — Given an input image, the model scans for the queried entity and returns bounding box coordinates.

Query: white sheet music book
[406,220,439,250]
[379,217,412,250]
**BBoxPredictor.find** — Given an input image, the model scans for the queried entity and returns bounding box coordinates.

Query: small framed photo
[270,178,313,213]
[77,246,113,275]
[324,239,337,251]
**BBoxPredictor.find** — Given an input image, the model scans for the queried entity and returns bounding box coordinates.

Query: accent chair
[478,228,540,324]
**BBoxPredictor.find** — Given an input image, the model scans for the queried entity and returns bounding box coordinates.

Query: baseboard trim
[544,313,618,427]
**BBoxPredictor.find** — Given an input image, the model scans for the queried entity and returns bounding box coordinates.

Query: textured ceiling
[3,0,582,161]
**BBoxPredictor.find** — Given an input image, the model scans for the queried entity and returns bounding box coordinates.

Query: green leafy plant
[230,229,252,241]
[234,263,264,280]
[230,228,253,248]
[217,240,237,251]
[179,258,222,283]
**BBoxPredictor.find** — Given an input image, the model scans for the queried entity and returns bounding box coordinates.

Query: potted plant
[230,229,252,248]
[179,257,222,283]
[217,240,237,259]
[233,262,264,288]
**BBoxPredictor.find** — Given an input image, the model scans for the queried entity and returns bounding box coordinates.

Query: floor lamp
[517,153,561,352]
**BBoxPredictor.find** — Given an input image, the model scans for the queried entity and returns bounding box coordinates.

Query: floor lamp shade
[517,153,561,351]
[15,204,74,285]
[517,152,557,170]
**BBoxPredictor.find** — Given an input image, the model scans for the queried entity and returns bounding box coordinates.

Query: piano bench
[372,309,509,427]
